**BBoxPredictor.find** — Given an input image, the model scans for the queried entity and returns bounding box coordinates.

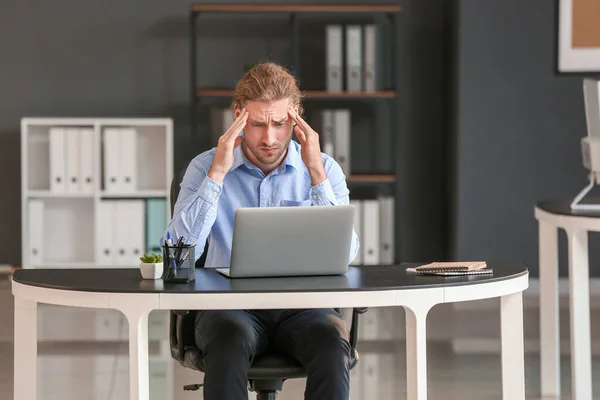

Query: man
[164,62,360,400]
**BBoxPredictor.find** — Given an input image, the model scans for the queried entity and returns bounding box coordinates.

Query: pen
[166,232,177,274]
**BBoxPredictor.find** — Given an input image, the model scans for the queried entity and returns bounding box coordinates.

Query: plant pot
[139,262,163,280]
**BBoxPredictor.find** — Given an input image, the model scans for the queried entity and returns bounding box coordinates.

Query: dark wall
[450,0,600,276]
[0,0,451,267]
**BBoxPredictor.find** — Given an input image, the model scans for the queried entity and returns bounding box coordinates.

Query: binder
[49,127,66,193]
[326,25,343,92]
[115,200,145,266]
[362,199,380,265]
[349,199,363,265]
[145,198,166,254]
[379,196,395,264]
[65,128,80,193]
[28,199,44,266]
[345,25,363,92]
[119,128,137,193]
[311,110,335,156]
[97,201,115,265]
[333,109,351,175]
[363,24,386,91]
[103,129,121,193]
[79,128,95,193]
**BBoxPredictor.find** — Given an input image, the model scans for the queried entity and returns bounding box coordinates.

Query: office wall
[0,0,450,266]
[450,0,600,276]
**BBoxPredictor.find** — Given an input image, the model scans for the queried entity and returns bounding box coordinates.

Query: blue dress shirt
[163,140,360,267]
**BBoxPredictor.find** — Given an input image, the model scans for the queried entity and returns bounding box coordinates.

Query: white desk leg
[119,303,152,400]
[501,291,525,400]
[404,304,432,400]
[567,229,592,400]
[539,220,560,397]
[13,296,37,400]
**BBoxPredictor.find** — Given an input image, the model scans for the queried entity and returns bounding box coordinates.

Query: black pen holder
[162,244,196,283]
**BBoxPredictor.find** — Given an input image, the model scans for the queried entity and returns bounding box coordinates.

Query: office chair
[168,161,368,399]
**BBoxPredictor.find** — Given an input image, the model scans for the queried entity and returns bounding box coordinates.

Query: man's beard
[243,134,292,165]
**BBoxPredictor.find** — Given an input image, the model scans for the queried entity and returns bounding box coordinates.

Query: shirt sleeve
[162,159,222,260]
[310,156,361,264]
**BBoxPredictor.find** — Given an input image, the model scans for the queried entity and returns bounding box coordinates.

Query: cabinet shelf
[27,191,95,199]
[196,89,397,99]
[347,174,396,183]
[190,4,401,13]
[101,190,168,199]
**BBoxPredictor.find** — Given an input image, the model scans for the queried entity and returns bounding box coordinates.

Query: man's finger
[225,109,248,141]
[289,110,313,136]
[294,125,306,144]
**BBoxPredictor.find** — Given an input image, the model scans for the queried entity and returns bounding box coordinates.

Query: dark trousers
[194,308,351,400]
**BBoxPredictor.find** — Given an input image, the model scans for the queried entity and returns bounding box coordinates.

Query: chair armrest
[349,307,369,350]
[169,310,191,362]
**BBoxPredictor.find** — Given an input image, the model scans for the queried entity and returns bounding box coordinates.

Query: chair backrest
[169,160,208,268]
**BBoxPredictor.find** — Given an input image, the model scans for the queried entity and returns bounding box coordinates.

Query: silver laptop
[216,205,355,278]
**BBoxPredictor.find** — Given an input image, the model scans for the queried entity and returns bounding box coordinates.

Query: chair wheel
[183,384,203,391]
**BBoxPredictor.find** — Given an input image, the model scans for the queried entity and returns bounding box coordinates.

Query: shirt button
[312,195,318,199]
[212,192,218,197]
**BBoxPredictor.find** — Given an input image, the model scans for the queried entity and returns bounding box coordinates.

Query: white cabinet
[21,118,173,269]
[23,118,175,399]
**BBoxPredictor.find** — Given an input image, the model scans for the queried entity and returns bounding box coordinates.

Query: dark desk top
[12,263,528,294]
[537,197,600,218]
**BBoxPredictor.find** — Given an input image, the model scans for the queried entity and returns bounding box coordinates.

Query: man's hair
[231,62,304,115]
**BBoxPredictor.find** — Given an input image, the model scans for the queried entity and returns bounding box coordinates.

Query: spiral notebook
[406,261,491,276]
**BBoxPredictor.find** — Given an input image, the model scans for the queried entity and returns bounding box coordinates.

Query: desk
[12,263,528,400]
[535,199,600,399]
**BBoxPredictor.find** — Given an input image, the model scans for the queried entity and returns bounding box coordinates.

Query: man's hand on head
[288,108,327,186]
[208,108,249,183]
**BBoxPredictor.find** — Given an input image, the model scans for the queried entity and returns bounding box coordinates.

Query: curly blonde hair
[231,62,304,115]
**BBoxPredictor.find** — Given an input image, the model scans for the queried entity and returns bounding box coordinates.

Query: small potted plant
[139,253,164,280]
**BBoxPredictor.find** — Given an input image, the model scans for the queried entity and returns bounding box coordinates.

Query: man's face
[236,98,298,173]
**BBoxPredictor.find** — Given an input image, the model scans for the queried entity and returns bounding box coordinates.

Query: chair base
[183,381,280,399]
[256,391,278,400]
[183,384,203,391]
[250,378,284,400]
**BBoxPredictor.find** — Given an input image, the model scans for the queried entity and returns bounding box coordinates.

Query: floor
[2,275,599,400]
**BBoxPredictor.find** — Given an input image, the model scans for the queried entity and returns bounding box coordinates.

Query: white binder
[119,128,137,193]
[65,128,80,193]
[364,24,385,91]
[49,127,66,193]
[79,128,95,193]
[28,199,44,266]
[379,196,395,264]
[326,25,343,92]
[115,200,145,266]
[345,25,363,92]
[362,199,380,265]
[103,129,121,193]
[349,199,363,265]
[97,201,115,265]
[333,109,351,175]
[321,110,335,156]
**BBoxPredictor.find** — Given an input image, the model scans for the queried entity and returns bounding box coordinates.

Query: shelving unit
[22,117,176,400]
[189,3,401,264]
[21,118,174,269]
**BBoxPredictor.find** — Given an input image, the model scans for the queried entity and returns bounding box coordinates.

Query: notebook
[406,261,491,276]
[409,268,493,276]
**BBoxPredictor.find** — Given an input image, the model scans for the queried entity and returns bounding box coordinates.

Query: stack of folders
[311,109,351,175]
[326,24,386,92]
[349,197,394,266]
[408,262,492,276]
